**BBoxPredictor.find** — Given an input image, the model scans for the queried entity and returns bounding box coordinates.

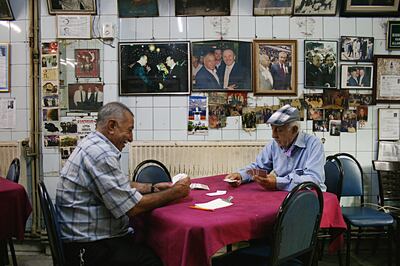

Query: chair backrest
[38,181,65,266]
[334,153,364,201]
[272,182,324,266]
[324,155,344,200]
[373,160,400,209]
[133,159,171,183]
[6,158,20,183]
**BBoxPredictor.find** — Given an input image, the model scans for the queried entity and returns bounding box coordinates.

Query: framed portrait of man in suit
[253,39,297,96]
[47,0,97,15]
[340,64,373,90]
[191,40,252,92]
[340,0,400,17]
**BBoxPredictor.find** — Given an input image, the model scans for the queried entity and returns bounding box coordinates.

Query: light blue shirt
[238,132,326,192]
[56,131,143,242]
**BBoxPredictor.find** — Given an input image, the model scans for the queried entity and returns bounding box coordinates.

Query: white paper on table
[190,183,209,190]
[206,190,227,196]
[195,198,233,210]
[172,173,188,184]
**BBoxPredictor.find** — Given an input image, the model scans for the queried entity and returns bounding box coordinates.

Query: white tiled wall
[2,0,400,200]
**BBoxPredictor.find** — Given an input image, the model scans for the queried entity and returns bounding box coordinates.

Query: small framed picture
[387,20,400,50]
[57,15,91,39]
[175,0,230,16]
[47,0,97,15]
[293,0,337,16]
[118,0,159,17]
[378,108,400,141]
[253,39,297,96]
[68,83,104,111]
[253,0,293,15]
[192,40,252,92]
[304,40,338,89]
[0,0,14,20]
[340,36,374,62]
[75,49,100,78]
[340,0,400,17]
[119,42,190,95]
[373,55,400,104]
[0,43,10,92]
[340,64,373,90]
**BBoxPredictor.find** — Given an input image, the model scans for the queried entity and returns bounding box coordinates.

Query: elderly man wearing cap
[225,104,326,192]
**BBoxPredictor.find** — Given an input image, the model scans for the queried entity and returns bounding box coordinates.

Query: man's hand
[172,177,191,198]
[224,173,242,187]
[253,173,277,190]
[153,182,173,192]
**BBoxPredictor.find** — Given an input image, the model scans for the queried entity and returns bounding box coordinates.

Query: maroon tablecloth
[133,175,346,266]
[0,177,32,240]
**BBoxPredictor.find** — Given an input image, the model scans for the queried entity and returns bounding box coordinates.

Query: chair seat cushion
[341,207,394,227]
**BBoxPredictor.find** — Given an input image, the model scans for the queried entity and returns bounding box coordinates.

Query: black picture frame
[47,0,97,15]
[293,0,338,16]
[304,40,338,89]
[191,40,252,92]
[387,20,400,50]
[0,0,14,20]
[340,0,400,17]
[340,64,374,90]
[340,36,374,62]
[118,0,159,18]
[253,0,293,16]
[119,41,191,96]
[175,0,230,16]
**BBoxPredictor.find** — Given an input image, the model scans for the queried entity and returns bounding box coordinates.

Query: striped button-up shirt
[56,131,142,242]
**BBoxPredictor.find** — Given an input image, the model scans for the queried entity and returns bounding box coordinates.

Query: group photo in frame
[68,83,104,111]
[373,55,400,103]
[387,20,400,50]
[75,49,100,78]
[304,40,338,89]
[253,0,293,15]
[293,0,337,16]
[340,64,373,89]
[192,40,252,92]
[0,0,14,20]
[340,0,400,17]
[47,0,97,15]
[175,0,230,16]
[253,39,297,95]
[0,43,10,92]
[118,0,159,17]
[340,36,374,62]
[119,42,190,95]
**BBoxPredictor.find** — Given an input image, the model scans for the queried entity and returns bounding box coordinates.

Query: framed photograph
[253,0,293,15]
[0,43,10,92]
[253,39,297,95]
[68,83,104,111]
[340,0,400,17]
[293,0,337,15]
[47,0,97,15]
[373,55,400,103]
[387,20,400,50]
[57,15,91,39]
[378,108,400,140]
[75,49,100,78]
[304,40,338,89]
[0,0,14,20]
[340,36,374,62]
[119,42,190,95]
[340,64,373,89]
[175,0,230,16]
[118,0,158,17]
[192,40,252,92]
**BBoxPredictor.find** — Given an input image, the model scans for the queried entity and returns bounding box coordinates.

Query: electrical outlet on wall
[102,23,114,39]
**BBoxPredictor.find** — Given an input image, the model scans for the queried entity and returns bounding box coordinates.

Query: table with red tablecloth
[132,175,346,266]
[0,177,32,240]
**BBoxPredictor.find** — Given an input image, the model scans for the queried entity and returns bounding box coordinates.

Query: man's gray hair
[97,102,133,127]
[287,121,300,133]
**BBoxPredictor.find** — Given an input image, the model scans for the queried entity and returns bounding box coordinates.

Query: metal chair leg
[7,238,17,266]
[346,225,351,266]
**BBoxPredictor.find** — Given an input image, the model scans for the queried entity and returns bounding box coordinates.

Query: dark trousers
[64,234,162,266]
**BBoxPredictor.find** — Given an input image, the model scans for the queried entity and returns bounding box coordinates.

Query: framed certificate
[57,15,91,39]
[378,108,400,141]
[373,55,400,104]
[0,43,10,93]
